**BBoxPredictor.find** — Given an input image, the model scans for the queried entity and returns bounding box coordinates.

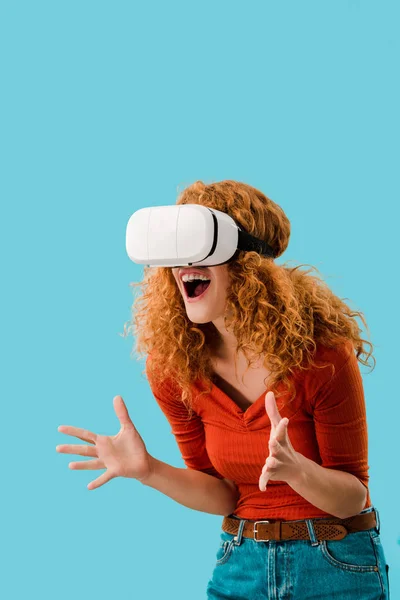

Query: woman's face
[171,264,231,325]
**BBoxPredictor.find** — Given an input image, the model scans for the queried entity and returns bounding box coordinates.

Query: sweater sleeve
[146,356,225,479]
[308,344,370,490]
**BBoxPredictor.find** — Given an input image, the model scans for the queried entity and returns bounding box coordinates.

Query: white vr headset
[126,204,275,267]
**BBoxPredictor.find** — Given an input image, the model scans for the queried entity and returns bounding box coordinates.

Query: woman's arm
[300,342,370,518]
[139,455,239,516]
[288,453,367,519]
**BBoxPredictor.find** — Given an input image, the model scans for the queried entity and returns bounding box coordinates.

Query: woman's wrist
[136,454,157,484]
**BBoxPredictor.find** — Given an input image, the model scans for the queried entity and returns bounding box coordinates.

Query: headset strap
[237,227,275,258]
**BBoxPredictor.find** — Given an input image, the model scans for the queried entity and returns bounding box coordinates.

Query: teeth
[181,274,211,282]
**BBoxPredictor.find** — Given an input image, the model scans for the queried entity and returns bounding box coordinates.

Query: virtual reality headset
[126,204,276,268]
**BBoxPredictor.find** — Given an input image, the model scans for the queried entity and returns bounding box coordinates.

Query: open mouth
[183,279,211,299]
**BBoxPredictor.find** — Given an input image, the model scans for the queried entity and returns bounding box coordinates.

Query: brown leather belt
[222,510,376,542]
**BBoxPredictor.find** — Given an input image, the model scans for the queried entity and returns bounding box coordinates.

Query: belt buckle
[254,520,270,542]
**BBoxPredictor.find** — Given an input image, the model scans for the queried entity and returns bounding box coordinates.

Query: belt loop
[233,519,246,546]
[305,519,320,547]
[360,505,374,514]
[374,508,380,534]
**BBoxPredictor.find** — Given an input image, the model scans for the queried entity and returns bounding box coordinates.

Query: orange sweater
[146,340,371,521]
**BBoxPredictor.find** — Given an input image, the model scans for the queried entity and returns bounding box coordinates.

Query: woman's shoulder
[312,338,354,368]
[299,338,355,399]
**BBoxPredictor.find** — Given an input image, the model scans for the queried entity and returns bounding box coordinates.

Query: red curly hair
[121,180,375,419]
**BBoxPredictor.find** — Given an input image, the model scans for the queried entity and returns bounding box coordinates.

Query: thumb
[113,395,134,427]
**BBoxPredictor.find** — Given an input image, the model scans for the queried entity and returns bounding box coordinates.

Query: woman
[56,180,390,599]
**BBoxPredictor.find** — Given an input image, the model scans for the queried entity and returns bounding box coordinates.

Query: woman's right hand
[56,395,153,490]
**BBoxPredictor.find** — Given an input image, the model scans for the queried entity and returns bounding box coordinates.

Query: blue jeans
[206,506,390,599]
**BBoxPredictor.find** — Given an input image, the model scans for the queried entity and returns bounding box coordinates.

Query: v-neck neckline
[211,380,270,416]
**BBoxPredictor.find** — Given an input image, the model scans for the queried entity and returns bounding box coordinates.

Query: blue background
[1,1,399,598]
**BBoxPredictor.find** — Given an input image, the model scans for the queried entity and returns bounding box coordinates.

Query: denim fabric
[206,506,390,599]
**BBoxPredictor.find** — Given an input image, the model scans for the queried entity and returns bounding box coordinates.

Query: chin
[183,308,213,325]
[187,315,211,325]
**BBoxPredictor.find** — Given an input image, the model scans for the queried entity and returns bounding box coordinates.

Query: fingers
[269,435,280,454]
[57,425,97,444]
[69,458,105,470]
[262,457,277,473]
[113,395,133,427]
[260,417,290,491]
[87,470,115,490]
[259,463,273,490]
[56,444,98,457]
[274,417,289,443]
[259,455,277,491]
[268,419,288,453]
[264,391,282,428]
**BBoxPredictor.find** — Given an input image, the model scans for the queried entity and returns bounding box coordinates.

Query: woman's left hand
[259,391,303,492]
